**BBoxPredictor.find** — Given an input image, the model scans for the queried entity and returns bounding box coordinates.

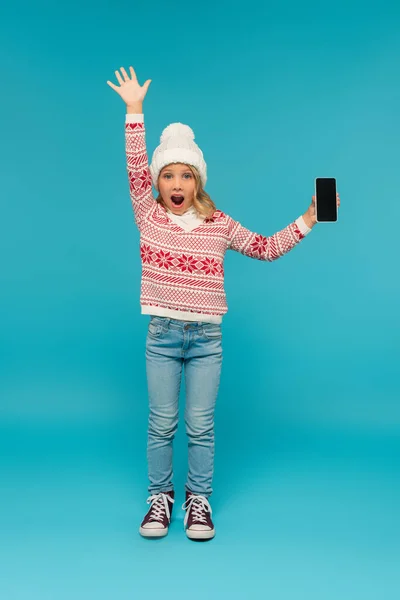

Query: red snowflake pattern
[200,256,220,275]
[250,234,268,257]
[177,254,198,273]
[155,249,174,269]
[137,168,152,191]
[140,244,153,264]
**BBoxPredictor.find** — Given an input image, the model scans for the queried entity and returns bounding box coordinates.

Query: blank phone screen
[316,178,337,222]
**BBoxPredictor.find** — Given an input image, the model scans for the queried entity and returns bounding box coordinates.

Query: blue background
[1,0,399,598]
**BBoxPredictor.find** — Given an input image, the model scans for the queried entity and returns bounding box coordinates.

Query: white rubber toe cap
[141,521,165,529]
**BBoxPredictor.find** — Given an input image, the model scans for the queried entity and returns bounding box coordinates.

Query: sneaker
[139,491,175,538]
[182,490,215,540]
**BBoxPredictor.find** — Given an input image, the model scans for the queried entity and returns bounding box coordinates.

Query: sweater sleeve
[226,214,312,261]
[125,114,155,230]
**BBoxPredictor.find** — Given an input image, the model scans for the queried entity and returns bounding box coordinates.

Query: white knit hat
[149,123,207,191]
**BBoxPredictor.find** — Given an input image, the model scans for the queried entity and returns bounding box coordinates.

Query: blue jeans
[145,316,223,499]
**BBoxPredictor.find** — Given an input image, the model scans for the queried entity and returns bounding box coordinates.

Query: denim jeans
[145,316,223,499]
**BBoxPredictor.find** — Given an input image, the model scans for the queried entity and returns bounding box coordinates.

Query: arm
[125,111,155,230]
[227,214,312,261]
[107,66,154,230]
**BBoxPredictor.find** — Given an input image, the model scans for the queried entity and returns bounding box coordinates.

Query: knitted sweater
[125,114,312,324]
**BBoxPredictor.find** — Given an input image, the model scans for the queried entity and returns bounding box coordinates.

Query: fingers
[311,193,340,206]
[108,66,148,94]
[143,79,152,94]
[106,80,119,91]
[108,67,131,89]
[129,66,138,81]
[120,66,130,82]
[115,70,124,85]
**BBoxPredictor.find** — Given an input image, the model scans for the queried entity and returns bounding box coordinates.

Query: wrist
[126,102,143,114]
[302,211,316,229]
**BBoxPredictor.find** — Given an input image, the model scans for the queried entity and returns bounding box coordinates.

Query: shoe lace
[182,494,212,527]
[146,492,174,522]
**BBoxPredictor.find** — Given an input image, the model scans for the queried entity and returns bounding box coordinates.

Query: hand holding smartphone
[315,178,338,223]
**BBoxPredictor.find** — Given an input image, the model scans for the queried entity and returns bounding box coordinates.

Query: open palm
[107,66,151,105]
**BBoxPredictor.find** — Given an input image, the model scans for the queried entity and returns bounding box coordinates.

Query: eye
[183,173,192,179]
[163,173,172,179]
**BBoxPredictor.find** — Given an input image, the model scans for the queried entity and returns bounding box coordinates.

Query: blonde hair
[156,164,216,220]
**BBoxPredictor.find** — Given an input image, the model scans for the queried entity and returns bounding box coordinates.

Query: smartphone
[315,178,337,223]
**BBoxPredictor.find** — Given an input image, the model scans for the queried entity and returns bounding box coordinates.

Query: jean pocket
[202,325,222,340]
[148,322,163,338]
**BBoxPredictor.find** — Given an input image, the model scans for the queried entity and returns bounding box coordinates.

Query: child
[107,66,340,541]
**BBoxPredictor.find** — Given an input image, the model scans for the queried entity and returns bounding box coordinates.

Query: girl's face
[158,163,196,214]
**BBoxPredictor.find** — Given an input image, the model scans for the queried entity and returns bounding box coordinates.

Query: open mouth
[171,195,184,207]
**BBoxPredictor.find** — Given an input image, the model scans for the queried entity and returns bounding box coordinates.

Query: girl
[107,66,340,541]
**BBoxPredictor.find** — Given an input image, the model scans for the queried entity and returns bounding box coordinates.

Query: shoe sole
[186,528,215,540]
[139,526,168,538]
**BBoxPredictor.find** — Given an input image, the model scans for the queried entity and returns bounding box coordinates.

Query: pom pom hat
[149,123,207,191]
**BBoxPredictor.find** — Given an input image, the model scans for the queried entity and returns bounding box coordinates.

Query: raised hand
[303,193,341,227]
[107,66,151,106]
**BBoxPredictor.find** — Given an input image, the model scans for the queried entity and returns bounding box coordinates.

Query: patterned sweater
[125,114,312,324]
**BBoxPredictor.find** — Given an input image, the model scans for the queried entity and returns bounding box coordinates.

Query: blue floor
[1,424,399,599]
